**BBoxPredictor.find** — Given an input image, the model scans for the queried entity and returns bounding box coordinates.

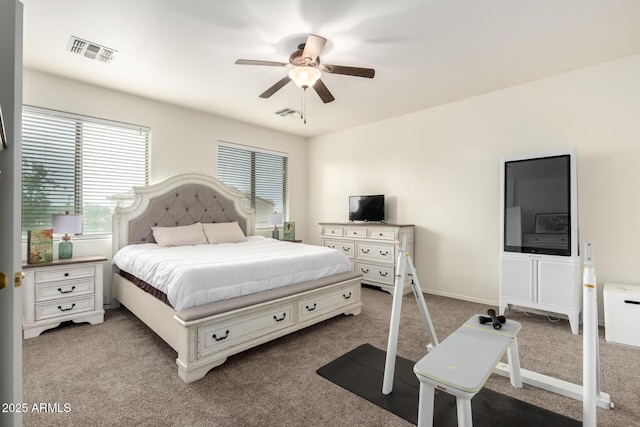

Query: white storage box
[603,283,640,349]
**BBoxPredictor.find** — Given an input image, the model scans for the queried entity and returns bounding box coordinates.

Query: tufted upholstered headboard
[112,173,255,254]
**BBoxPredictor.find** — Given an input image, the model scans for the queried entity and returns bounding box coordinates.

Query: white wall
[307,54,640,319]
[23,69,307,305]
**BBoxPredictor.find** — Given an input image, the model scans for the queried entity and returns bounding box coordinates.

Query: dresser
[319,222,415,294]
[23,255,106,338]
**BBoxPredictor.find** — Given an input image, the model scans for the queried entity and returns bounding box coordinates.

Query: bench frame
[413,316,522,427]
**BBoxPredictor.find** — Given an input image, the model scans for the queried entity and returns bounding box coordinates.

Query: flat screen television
[503,154,572,256]
[349,195,385,222]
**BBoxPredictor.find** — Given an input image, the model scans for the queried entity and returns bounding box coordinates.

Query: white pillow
[202,221,247,244]
[151,223,207,247]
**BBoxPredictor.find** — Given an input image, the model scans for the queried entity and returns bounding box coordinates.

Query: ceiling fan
[235,34,375,105]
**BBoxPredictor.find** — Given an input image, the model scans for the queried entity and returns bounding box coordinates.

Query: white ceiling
[21,0,640,138]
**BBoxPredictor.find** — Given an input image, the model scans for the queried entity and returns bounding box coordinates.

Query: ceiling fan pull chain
[302,86,307,124]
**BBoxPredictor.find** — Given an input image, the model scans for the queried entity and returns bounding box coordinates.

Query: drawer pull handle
[361,248,370,254]
[379,271,389,277]
[305,303,317,312]
[342,247,350,252]
[624,300,640,305]
[273,313,287,322]
[379,233,383,236]
[328,244,335,249]
[64,273,70,277]
[360,268,369,274]
[57,303,76,312]
[57,286,76,294]
[331,230,335,234]
[343,292,352,299]
[212,330,230,341]
[379,251,389,256]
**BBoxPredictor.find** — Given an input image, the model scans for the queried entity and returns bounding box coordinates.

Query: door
[0,1,24,426]
[500,256,534,302]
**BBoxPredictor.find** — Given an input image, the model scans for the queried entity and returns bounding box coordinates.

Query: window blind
[22,106,149,236]
[217,141,288,228]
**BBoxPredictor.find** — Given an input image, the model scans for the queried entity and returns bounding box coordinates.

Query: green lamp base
[58,240,73,259]
[272,229,280,240]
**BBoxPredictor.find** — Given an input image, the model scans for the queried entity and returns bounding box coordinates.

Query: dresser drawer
[35,295,95,321]
[35,265,96,284]
[357,242,395,264]
[322,226,344,237]
[357,262,395,285]
[367,228,396,240]
[198,302,294,358]
[323,240,354,258]
[35,279,95,302]
[344,227,367,239]
[298,283,358,323]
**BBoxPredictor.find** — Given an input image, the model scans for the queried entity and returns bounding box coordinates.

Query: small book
[27,229,54,264]
[283,222,296,241]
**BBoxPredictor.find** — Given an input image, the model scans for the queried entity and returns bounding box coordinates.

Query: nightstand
[23,255,107,339]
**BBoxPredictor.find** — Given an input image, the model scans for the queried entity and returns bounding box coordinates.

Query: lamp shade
[267,213,283,227]
[288,66,321,88]
[51,213,83,235]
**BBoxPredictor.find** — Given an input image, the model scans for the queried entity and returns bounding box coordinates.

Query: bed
[112,173,362,383]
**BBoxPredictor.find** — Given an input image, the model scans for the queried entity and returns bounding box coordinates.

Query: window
[217,141,288,228]
[22,106,149,236]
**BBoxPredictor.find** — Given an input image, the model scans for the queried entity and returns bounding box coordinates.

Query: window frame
[21,105,150,239]
[217,140,288,229]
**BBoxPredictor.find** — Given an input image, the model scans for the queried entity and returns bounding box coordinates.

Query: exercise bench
[413,315,522,427]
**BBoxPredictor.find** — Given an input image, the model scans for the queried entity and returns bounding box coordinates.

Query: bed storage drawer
[198,302,294,357]
[298,282,359,323]
[35,295,95,321]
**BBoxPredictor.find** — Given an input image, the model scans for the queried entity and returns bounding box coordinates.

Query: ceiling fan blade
[302,34,327,63]
[313,79,335,103]
[235,59,290,67]
[321,64,375,78]
[259,76,292,99]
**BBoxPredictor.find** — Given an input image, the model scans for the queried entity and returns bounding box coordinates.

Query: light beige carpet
[23,286,640,426]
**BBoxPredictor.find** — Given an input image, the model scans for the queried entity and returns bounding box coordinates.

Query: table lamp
[267,212,283,240]
[51,212,83,259]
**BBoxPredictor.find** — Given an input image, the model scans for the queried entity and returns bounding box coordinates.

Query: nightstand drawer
[35,296,95,321]
[35,279,95,302]
[35,265,96,283]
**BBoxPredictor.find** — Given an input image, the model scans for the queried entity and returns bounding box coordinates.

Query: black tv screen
[349,195,385,222]
[503,154,571,256]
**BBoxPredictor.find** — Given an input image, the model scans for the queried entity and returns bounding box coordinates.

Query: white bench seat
[413,315,522,427]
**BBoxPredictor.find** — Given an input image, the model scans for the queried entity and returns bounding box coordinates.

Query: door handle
[0,272,5,289]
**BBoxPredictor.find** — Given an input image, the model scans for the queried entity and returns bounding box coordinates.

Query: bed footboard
[114,273,362,383]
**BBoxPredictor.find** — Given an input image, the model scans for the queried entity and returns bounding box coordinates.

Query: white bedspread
[112,236,351,311]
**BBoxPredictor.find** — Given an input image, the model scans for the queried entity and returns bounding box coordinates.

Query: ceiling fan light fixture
[288,66,321,88]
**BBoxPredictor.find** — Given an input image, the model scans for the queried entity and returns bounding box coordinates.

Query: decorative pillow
[202,221,247,244]
[151,223,207,247]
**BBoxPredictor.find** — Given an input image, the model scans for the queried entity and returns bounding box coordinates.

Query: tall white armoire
[499,150,581,334]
